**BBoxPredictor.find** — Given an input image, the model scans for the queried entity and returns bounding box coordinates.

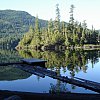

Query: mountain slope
[0,10,47,33]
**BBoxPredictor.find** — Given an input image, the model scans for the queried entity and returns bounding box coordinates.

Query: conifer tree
[30,15,41,47]
[69,4,75,32]
[54,4,60,31]
[34,15,40,34]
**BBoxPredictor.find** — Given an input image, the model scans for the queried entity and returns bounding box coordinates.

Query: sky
[0,0,100,29]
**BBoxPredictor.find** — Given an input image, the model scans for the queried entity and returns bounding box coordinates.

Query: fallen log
[74,77,100,87]
[56,76,100,93]
[16,64,57,78]
[33,66,57,76]
[16,64,100,93]
[16,65,45,78]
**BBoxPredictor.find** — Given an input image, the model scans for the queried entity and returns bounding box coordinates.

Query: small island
[16,4,100,50]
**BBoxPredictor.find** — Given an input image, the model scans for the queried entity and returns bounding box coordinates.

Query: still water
[0,49,100,94]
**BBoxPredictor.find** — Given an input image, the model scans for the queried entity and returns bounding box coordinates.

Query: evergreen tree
[82,20,87,29]
[69,4,75,32]
[34,15,40,34]
[80,29,85,45]
[30,16,41,47]
[18,25,34,46]
[17,4,99,49]
[91,30,98,44]
[65,31,70,46]
[48,19,53,33]
[54,4,60,31]
[61,21,66,36]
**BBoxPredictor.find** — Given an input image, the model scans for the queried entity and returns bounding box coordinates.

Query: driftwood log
[16,64,100,93]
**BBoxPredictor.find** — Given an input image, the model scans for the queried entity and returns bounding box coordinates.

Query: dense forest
[0,10,47,48]
[17,4,100,50]
[0,10,47,33]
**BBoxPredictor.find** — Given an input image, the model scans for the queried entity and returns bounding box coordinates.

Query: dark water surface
[0,49,100,94]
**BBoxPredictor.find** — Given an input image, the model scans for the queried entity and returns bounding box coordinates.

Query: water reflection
[0,66,31,80]
[49,81,70,94]
[0,49,99,93]
[0,49,22,63]
[18,49,100,77]
[0,49,31,80]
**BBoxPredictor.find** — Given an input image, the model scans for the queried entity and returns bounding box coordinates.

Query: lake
[0,49,100,94]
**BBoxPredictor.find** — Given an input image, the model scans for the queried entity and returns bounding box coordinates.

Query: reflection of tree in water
[85,50,100,68]
[18,49,100,91]
[49,80,70,94]
[65,50,88,77]
[18,49,100,77]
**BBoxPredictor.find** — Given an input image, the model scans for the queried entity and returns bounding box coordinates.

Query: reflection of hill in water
[0,49,32,80]
[0,66,31,81]
[0,49,22,63]
[0,49,99,79]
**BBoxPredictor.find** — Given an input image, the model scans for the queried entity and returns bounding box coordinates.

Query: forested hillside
[0,10,47,33]
[0,10,48,48]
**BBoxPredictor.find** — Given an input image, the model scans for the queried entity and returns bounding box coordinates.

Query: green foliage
[16,4,99,49]
[52,31,65,45]
[0,33,22,48]
[18,26,34,46]
[0,10,48,48]
[0,10,47,34]
[69,4,75,32]
[54,4,60,31]
[30,16,41,47]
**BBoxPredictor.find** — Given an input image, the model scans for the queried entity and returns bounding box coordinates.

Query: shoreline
[16,44,100,51]
[0,90,100,100]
